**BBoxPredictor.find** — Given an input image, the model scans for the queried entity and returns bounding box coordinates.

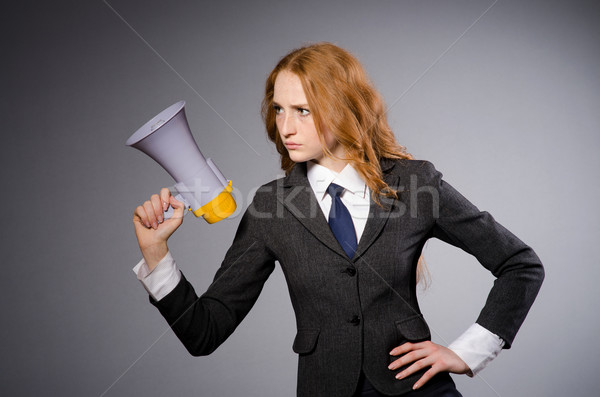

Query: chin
[288,153,308,163]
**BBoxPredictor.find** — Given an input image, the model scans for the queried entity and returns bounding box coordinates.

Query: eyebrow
[272,101,310,108]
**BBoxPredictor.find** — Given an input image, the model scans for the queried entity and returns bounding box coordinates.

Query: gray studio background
[2,0,598,396]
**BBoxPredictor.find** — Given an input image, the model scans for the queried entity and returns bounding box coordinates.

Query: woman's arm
[144,197,277,356]
[427,162,545,348]
[389,161,544,389]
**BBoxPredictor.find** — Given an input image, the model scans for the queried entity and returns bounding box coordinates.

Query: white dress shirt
[133,160,504,377]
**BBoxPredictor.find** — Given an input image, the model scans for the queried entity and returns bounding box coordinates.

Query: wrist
[140,242,169,271]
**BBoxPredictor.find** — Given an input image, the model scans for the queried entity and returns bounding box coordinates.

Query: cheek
[306,129,322,147]
[275,119,283,137]
[321,129,337,149]
[303,120,320,140]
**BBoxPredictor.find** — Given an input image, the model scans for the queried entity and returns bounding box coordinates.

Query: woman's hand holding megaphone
[133,187,185,272]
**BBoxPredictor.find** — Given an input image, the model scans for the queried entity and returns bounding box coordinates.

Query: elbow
[528,252,545,283]
[184,336,219,357]
[537,262,545,283]
[523,256,544,290]
[523,259,545,298]
[188,348,214,358]
[514,247,545,288]
[181,330,224,357]
[185,342,218,357]
[535,261,545,288]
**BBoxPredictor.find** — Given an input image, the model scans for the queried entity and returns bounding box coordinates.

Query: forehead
[273,70,307,103]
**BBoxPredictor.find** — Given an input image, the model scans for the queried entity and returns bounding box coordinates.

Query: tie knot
[327,183,345,198]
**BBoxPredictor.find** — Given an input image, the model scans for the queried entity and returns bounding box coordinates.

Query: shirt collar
[306,161,367,202]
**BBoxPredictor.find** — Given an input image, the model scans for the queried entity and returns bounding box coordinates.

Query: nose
[278,113,296,137]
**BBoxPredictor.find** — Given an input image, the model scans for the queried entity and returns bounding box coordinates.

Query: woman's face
[273,70,347,172]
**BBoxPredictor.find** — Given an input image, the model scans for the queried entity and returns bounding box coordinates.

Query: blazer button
[348,315,360,326]
[345,267,357,276]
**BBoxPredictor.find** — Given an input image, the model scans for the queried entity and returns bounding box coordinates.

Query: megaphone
[126,100,236,224]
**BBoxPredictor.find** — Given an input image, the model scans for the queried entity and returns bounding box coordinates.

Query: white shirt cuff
[132,251,181,301]
[448,323,505,377]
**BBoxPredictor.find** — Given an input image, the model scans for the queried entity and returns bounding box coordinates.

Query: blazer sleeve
[149,196,277,356]
[423,161,545,349]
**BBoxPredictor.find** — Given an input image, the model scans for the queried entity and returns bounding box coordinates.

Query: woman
[132,43,544,397]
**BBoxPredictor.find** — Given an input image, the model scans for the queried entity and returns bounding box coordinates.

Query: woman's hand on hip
[133,187,185,271]
[388,341,470,390]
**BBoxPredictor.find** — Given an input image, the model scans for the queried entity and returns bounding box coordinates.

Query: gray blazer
[150,158,544,396]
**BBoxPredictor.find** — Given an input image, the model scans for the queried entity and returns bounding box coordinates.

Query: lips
[285,142,301,149]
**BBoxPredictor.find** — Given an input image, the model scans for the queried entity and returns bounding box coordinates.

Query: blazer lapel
[277,162,349,259]
[354,159,400,260]
[276,159,400,261]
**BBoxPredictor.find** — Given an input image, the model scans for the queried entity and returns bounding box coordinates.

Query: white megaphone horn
[126,100,236,224]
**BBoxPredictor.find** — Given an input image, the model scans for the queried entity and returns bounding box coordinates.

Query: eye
[273,105,283,114]
[297,107,310,116]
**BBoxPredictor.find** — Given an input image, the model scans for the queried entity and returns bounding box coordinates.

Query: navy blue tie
[327,183,358,259]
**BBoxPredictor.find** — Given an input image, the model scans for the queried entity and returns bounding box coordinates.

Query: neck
[311,159,348,173]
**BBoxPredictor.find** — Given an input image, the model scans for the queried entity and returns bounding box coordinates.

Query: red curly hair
[262,42,414,208]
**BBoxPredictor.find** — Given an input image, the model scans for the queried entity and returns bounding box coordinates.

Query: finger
[169,195,185,220]
[390,342,412,356]
[169,194,185,210]
[412,367,438,390]
[134,205,151,228]
[150,194,164,223]
[390,341,428,356]
[170,194,184,208]
[143,200,158,229]
[388,349,429,370]
[160,187,171,210]
[395,356,434,380]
